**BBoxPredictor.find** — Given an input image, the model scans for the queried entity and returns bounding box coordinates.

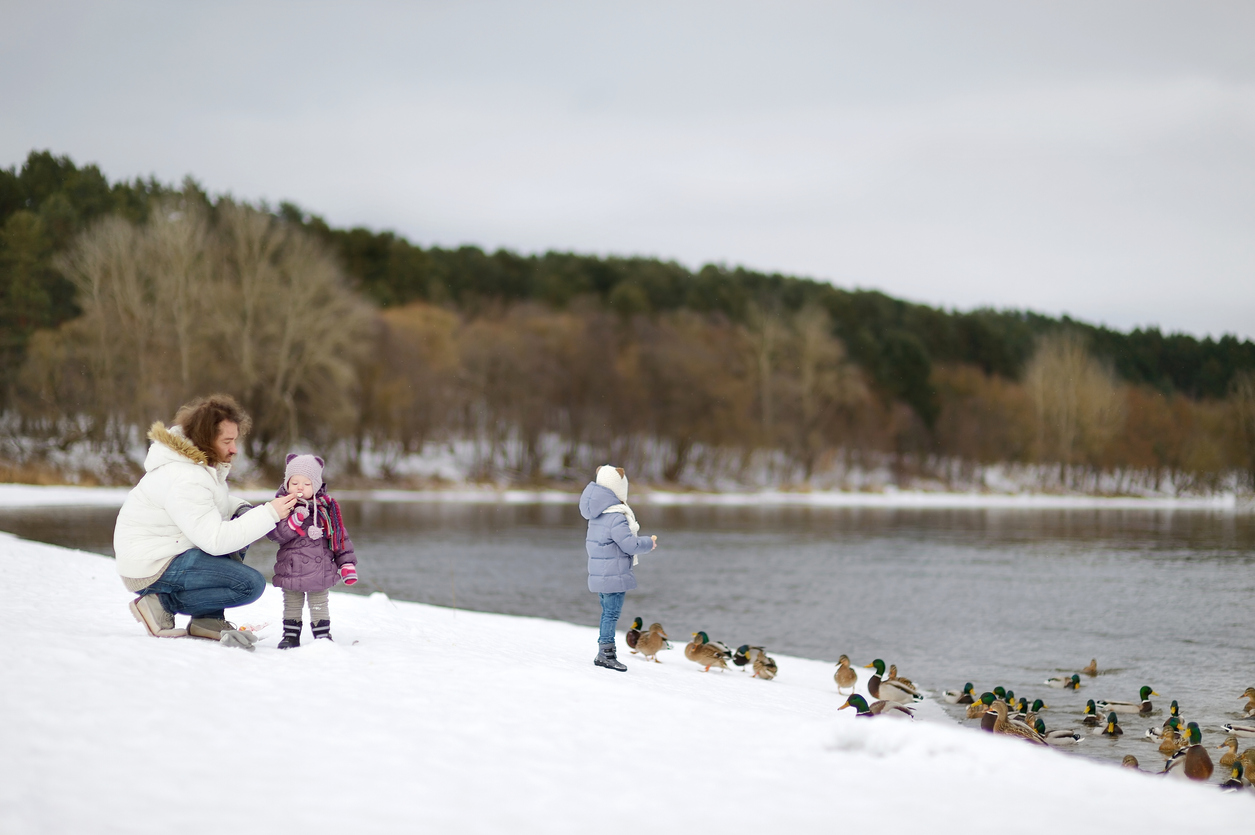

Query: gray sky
[3,1,1253,339]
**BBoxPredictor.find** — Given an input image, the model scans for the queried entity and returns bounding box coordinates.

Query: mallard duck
[751,647,778,681]
[1239,749,1255,774]
[636,623,669,663]
[990,701,1046,745]
[1097,686,1158,715]
[733,645,753,671]
[864,659,920,703]
[1158,724,1183,759]
[834,655,858,694]
[1045,674,1081,690]
[1081,700,1101,727]
[625,617,643,652]
[684,631,729,672]
[967,692,997,720]
[1240,687,1255,717]
[1164,723,1214,781]
[944,682,976,704]
[1219,761,1248,792]
[1219,736,1240,768]
[1012,698,1048,723]
[1220,723,1255,739]
[840,693,914,719]
[1161,700,1181,729]
[1081,659,1098,676]
[992,686,1007,702]
[1101,712,1123,737]
[1146,716,1181,745]
[1003,689,1016,707]
[1121,755,1140,770]
[887,664,916,690]
[1034,718,1082,746]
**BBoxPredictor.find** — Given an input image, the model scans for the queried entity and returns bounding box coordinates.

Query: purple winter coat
[267,487,356,593]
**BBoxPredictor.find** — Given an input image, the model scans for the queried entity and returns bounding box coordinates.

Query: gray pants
[283,588,330,622]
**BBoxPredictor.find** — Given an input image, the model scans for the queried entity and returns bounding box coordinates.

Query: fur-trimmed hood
[144,421,225,478]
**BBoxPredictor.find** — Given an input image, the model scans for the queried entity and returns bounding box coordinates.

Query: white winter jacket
[113,422,280,583]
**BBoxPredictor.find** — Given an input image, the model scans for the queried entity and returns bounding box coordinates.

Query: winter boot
[594,643,627,672]
[129,594,186,638]
[188,617,260,649]
[311,619,333,641]
[277,619,302,649]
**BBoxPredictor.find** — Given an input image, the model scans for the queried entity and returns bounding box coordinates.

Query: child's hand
[340,564,358,585]
[651,535,657,551]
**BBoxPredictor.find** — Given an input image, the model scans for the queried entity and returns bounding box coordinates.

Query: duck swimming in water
[1097,686,1158,716]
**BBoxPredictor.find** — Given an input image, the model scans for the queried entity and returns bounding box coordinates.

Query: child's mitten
[340,564,358,585]
[287,505,308,535]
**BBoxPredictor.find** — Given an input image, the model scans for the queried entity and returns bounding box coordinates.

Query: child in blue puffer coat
[579,465,657,671]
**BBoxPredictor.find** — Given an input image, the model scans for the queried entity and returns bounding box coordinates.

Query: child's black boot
[277,619,302,649]
[594,642,626,672]
[312,619,334,641]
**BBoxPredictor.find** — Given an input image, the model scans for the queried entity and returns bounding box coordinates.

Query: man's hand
[269,492,300,520]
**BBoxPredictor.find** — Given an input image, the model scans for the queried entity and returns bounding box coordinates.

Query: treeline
[2,150,1254,490]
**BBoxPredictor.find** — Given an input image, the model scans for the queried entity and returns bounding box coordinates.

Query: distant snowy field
[1,535,1250,834]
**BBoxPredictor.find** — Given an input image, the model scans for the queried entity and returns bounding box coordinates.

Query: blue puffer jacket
[580,482,655,593]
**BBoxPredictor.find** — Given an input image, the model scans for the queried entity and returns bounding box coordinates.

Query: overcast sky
[3,1,1253,339]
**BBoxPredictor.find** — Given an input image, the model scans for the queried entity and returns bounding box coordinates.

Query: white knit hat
[595,465,628,502]
[284,453,325,494]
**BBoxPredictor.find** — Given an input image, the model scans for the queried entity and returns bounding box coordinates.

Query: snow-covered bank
[1,481,1249,511]
[1,536,1249,835]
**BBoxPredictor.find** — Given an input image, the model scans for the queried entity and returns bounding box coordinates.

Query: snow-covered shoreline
[0,481,1248,511]
[1,534,1250,834]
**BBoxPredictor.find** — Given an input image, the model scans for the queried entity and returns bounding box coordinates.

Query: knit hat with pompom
[284,454,324,494]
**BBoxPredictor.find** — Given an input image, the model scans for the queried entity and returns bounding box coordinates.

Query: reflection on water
[4,500,1253,776]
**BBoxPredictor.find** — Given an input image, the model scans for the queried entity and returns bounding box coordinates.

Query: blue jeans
[598,592,625,646]
[141,548,266,619]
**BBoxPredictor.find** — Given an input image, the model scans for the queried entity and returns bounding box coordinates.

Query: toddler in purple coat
[268,454,357,649]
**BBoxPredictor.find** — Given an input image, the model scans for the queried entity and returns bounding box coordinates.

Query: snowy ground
[0,481,1247,511]
[1,535,1251,834]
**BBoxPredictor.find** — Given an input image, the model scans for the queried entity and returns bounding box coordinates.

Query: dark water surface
[5,501,1254,774]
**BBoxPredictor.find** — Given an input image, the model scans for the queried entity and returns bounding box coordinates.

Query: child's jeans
[598,592,625,646]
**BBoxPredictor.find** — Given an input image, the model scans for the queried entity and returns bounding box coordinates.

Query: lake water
[5,500,1253,777]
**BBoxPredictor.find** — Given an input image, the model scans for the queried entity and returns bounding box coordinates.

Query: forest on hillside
[2,151,1253,491]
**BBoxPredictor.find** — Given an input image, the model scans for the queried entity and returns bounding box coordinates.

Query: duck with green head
[863,659,920,703]
[1219,761,1247,792]
[943,682,975,704]
[967,692,997,721]
[840,693,915,719]
[1097,685,1158,715]
[1034,718,1082,746]
[625,617,643,652]
[1101,712,1123,737]
[1164,722,1214,781]
[1045,674,1081,690]
[1081,700,1100,726]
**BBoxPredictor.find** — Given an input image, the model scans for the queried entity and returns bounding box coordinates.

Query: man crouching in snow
[113,394,300,650]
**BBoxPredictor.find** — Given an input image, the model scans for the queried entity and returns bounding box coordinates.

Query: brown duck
[834,655,858,694]
[636,623,669,663]
[685,631,729,672]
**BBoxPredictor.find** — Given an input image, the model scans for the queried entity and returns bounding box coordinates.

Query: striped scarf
[315,494,347,553]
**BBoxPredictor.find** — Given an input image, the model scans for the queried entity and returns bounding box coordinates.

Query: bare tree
[1023,331,1124,473]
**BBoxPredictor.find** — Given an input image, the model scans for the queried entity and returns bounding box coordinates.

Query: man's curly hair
[174,394,252,465]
